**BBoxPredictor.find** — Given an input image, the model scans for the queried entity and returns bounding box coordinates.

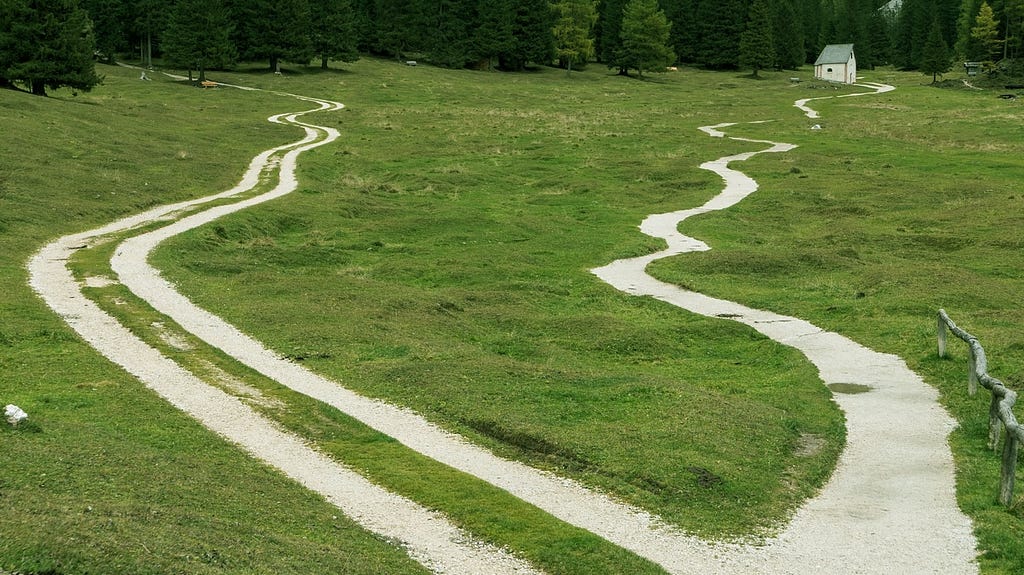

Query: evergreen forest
[3,0,1024,94]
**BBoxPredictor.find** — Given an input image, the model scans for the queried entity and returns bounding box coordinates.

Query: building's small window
[827,67,833,73]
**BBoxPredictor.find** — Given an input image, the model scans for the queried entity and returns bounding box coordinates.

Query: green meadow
[1,59,1022,573]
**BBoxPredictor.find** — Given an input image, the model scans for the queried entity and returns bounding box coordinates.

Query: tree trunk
[271,55,280,73]
[321,55,329,69]
[31,79,46,96]
[1000,433,1018,506]
[199,64,206,83]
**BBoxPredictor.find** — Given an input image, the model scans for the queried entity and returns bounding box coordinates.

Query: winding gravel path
[592,82,977,573]
[28,77,978,574]
[29,90,541,575]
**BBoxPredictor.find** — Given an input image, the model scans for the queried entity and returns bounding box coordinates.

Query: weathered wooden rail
[937,309,1022,506]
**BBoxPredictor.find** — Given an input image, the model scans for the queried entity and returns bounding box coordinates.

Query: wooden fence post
[937,312,947,357]
[990,394,1004,452]
[1000,430,1018,506]
[968,346,979,396]
[939,309,1019,508]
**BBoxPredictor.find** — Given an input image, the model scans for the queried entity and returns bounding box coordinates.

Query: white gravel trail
[29,78,979,574]
[795,81,895,118]
[592,82,978,573]
[28,91,542,575]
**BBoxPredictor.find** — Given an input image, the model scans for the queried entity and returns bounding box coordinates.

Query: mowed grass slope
[154,61,844,541]
[649,74,1024,572]
[155,61,1024,572]
[0,65,431,575]
[2,56,1021,575]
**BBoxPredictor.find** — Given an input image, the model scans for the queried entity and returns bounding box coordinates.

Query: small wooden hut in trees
[814,44,857,84]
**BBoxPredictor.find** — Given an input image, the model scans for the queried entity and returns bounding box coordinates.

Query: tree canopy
[773,0,804,70]
[553,0,598,72]
[19,0,1019,81]
[473,0,515,70]
[921,17,952,81]
[739,0,776,77]
[311,0,359,70]
[695,0,746,69]
[228,0,313,72]
[0,0,102,95]
[1003,0,1024,58]
[162,0,236,82]
[617,0,674,76]
[597,0,627,72]
[970,1,1002,61]
[505,0,555,70]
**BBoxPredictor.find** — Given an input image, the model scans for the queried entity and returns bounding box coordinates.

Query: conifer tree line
[2,0,1023,95]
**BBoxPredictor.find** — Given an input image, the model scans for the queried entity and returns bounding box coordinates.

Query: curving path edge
[29,89,541,575]
[28,76,979,574]
[592,82,978,573]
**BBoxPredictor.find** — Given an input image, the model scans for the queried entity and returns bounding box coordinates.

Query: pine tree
[800,0,824,63]
[0,0,102,95]
[970,1,1001,60]
[163,0,236,82]
[664,0,698,63]
[130,0,166,68]
[372,0,426,59]
[426,0,474,67]
[895,0,931,68]
[618,0,674,76]
[1004,0,1024,58]
[598,0,627,71]
[954,0,981,58]
[836,0,872,67]
[474,0,514,69]
[773,0,805,69]
[818,0,838,47]
[312,0,359,69]
[937,0,963,54]
[740,0,775,77]
[553,0,598,72]
[868,10,893,66]
[0,0,27,88]
[229,0,314,71]
[695,0,745,69]
[81,0,128,63]
[351,0,378,52]
[920,17,951,81]
[502,0,554,70]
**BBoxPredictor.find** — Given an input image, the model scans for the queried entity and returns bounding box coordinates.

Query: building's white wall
[815,55,857,84]
[816,64,845,83]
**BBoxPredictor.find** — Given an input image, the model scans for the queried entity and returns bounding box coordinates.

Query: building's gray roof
[815,44,855,65]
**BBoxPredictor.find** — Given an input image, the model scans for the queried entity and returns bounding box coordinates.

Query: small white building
[814,44,856,84]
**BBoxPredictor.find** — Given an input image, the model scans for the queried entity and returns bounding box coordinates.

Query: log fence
[937,309,1021,507]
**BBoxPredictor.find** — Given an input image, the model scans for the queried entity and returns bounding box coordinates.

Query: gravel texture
[28,78,978,574]
[592,82,977,574]
[29,90,541,575]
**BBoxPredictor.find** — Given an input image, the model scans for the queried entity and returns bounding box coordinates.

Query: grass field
[1,58,1022,573]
